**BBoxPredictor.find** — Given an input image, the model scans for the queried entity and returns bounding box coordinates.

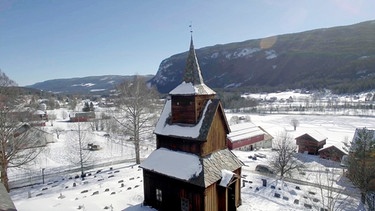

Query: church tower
[141,35,243,211]
[169,36,216,124]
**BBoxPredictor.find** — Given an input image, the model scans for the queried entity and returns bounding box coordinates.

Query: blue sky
[1,0,375,86]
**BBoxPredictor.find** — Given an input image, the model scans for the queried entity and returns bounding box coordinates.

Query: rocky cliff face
[149,20,375,94]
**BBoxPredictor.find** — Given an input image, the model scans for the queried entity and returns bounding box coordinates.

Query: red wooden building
[140,36,243,211]
[318,145,346,162]
[227,122,272,150]
[295,131,327,155]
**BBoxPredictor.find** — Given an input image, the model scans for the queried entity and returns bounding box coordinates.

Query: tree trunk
[135,139,141,164]
[1,162,10,192]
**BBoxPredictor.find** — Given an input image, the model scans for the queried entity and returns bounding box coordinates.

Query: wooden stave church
[140,36,243,211]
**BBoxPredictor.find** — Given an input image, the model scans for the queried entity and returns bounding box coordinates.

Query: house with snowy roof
[227,122,273,150]
[140,36,243,211]
[318,145,346,162]
[295,131,327,155]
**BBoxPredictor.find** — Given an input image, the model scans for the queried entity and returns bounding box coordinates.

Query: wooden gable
[296,133,327,154]
[202,101,230,156]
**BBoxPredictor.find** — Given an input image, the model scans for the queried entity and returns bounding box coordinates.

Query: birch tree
[65,122,93,178]
[113,76,159,164]
[269,132,304,177]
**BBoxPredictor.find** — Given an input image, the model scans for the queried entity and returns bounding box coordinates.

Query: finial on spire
[189,22,193,36]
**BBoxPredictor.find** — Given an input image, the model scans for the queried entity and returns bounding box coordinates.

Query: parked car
[255,164,274,174]
[255,153,267,158]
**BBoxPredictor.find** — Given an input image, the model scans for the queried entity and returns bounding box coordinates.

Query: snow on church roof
[169,81,216,95]
[140,147,202,181]
[154,99,212,139]
[219,169,235,187]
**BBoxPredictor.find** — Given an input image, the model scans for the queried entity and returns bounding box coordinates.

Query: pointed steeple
[183,35,204,85]
[169,35,216,96]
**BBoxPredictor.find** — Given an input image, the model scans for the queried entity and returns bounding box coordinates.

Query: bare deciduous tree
[269,132,304,177]
[290,118,299,131]
[0,71,44,192]
[64,122,93,178]
[112,76,159,164]
[314,167,355,211]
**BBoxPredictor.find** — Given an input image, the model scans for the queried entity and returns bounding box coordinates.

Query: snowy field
[9,109,374,210]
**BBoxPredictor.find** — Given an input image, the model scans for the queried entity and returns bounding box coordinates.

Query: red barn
[227,122,272,150]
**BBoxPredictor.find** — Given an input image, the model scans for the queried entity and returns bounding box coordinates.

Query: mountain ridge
[24,20,375,95]
[26,75,154,95]
[149,20,375,94]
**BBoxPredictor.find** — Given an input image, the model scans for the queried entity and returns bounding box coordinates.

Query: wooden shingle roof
[200,148,243,187]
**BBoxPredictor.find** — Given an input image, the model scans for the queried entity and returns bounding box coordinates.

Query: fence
[8,158,136,189]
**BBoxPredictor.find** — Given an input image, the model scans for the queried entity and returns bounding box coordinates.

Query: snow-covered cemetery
[1,38,375,211]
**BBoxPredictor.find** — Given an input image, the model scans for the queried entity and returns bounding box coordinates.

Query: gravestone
[262,179,267,187]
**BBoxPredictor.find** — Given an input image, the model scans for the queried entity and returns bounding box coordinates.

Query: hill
[26,75,154,95]
[149,20,375,94]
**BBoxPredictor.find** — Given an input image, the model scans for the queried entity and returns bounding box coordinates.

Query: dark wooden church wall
[143,170,205,211]
[156,135,202,155]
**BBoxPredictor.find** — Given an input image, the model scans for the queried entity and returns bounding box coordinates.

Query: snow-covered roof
[219,169,235,187]
[318,145,346,154]
[228,122,265,142]
[140,148,202,181]
[154,99,224,140]
[141,148,243,187]
[296,130,327,142]
[169,81,216,95]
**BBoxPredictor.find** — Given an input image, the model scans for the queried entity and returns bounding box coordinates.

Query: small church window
[156,189,162,202]
[181,197,189,211]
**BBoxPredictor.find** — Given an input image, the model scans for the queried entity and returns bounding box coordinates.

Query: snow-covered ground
[9,107,374,210]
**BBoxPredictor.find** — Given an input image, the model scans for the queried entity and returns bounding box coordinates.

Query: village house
[318,145,346,162]
[140,36,243,211]
[12,124,54,149]
[295,131,327,155]
[69,111,95,122]
[227,122,273,150]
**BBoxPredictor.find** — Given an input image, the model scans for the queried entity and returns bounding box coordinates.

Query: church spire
[169,31,216,96]
[183,35,204,85]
